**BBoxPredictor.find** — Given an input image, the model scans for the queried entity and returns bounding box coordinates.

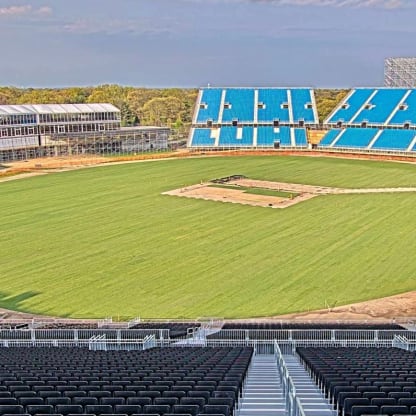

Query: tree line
[0,85,347,136]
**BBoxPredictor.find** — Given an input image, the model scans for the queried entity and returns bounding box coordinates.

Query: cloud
[35,6,52,16]
[63,18,177,36]
[0,5,31,16]
[182,0,411,8]
[0,4,53,18]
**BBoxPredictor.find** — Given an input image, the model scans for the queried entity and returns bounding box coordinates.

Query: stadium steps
[283,355,336,416]
[239,354,286,416]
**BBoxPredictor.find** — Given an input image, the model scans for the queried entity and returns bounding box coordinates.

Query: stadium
[2,5,416,413]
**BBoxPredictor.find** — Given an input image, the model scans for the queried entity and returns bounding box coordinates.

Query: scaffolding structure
[0,127,170,162]
[385,57,416,87]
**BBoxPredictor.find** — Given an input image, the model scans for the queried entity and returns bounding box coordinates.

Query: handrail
[392,334,416,351]
[274,340,306,416]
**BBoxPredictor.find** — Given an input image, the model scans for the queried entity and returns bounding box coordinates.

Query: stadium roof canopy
[0,103,120,116]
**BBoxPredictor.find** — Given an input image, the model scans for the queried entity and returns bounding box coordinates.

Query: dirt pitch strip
[163,178,416,209]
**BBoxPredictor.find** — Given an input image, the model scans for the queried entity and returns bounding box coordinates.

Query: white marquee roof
[0,103,120,116]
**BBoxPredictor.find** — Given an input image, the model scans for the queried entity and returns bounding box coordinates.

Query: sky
[0,0,416,88]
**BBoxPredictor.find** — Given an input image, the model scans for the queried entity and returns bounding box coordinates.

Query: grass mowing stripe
[0,155,416,318]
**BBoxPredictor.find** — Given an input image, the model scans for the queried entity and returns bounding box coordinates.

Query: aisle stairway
[239,354,286,416]
[283,355,336,416]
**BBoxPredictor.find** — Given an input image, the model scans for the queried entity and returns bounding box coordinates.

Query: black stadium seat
[0,347,252,416]
[350,405,380,416]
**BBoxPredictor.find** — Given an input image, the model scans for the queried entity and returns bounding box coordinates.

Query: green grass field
[1,155,416,319]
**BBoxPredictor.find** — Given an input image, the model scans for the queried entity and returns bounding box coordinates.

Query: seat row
[0,347,253,416]
[0,403,232,416]
[297,347,416,416]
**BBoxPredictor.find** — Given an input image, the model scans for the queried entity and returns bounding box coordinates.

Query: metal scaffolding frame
[385,57,416,87]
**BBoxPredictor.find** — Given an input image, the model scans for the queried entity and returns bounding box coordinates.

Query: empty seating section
[290,89,315,123]
[207,322,406,341]
[319,129,340,146]
[190,88,318,148]
[327,89,375,124]
[372,129,416,151]
[193,87,416,153]
[257,126,291,147]
[196,89,222,123]
[128,323,200,339]
[219,322,404,330]
[190,129,215,147]
[332,128,378,148]
[320,128,416,151]
[218,127,253,147]
[297,347,416,416]
[354,89,408,125]
[390,90,416,126]
[0,346,252,416]
[221,89,254,122]
[294,128,307,146]
[257,89,289,122]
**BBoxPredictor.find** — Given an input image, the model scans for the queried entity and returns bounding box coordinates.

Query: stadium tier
[190,126,309,148]
[0,347,252,416]
[319,128,416,152]
[298,347,416,416]
[326,88,416,127]
[194,88,317,125]
[189,87,317,148]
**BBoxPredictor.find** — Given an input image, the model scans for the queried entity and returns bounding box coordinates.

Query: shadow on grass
[0,291,41,315]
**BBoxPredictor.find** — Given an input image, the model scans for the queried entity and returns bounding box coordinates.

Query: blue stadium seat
[196,89,223,123]
[256,127,291,147]
[371,129,416,151]
[190,129,215,147]
[218,127,253,147]
[294,129,308,146]
[290,89,315,123]
[353,89,408,125]
[327,89,374,124]
[333,128,379,149]
[319,129,340,147]
[257,89,290,122]
[221,89,255,122]
[390,90,416,126]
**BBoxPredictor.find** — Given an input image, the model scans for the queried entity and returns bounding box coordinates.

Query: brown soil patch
[164,179,416,210]
[0,152,190,182]
[269,291,416,322]
[163,182,316,209]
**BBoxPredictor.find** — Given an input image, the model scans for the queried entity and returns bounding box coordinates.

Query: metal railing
[274,341,306,416]
[392,334,416,351]
[0,329,170,347]
[203,328,416,343]
[0,327,414,349]
[88,334,157,351]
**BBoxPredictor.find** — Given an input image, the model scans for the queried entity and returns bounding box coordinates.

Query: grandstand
[189,87,416,154]
[0,319,415,416]
[319,88,416,153]
[189,88,317,148]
